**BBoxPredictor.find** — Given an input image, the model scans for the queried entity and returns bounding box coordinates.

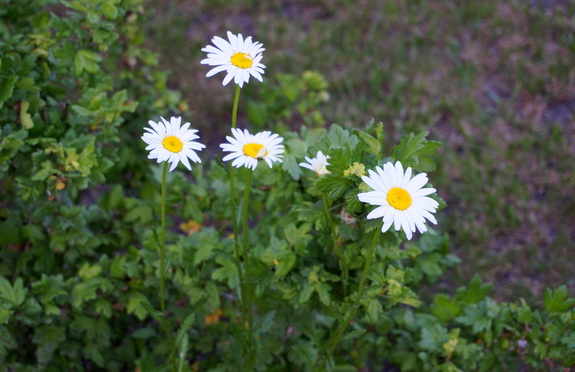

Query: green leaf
[456,304,492,334]
[33,326,66,364]
[19,100,34,129]
[282,155,303,180]
[315,282,332,306]
[127,291,150,320]
[314,174,353,200]
[101,2,118,19]
[229,321,249,351]
[175,313,195,349]
[327,124,359,149]
[124,205,153,224]
[0,277,27,307]
[78,262,102,280]
[419,324,447,351]
[391,131,440,171]
[544,285,575,313]
[110,254,126,278]
[431,294,461,322]
[178,332,189,372]
[357,130,381,156]
[275,251,297,279]
[455,275,492,305]
[106,185,124,210]
[131,327,157,339]
[0,75,18,108]
[194,241,216,265]
[341,328,367,342]
[74,50,102,76]
[0,308,13,324]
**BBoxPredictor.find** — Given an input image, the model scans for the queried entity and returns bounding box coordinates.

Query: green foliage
[1,1,574,371]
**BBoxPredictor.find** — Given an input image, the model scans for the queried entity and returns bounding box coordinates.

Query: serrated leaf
[316,282,332,306]
[74,50,102,76]
[341,328,367,342]
[19,100,34,129]
[315,174,353,200]
[431,294,461,322]
[0,277,27,307]
[327,124,359,149]
[229,321,249,350]
[175,313,195,348]
[127,291,150,320]
[178,332,189,372]
[392,131,428,163]
[544,285,575,313]
[357,130,381,156]
[282,155,303,180]
[0,308,13,324]
[275,252,297,279]
[0,75,18,107]
[214,155,230,175]
[455,275,492,305]
[419,324,447,351]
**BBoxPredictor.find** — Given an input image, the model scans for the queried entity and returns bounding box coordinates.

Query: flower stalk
[322,193,349,294]
[159,161,176,368]
[313,223,381,371]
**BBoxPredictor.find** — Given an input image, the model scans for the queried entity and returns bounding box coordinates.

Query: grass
[146,0,575,304]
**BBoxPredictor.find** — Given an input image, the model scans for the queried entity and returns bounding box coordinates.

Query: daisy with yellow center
[220,128,284,170]
[299,150,331,177]
[201,31,266,88]
[142,116,206,172]
[357,161,439,240]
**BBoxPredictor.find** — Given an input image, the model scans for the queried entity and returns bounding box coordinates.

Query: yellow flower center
[387,187,412,210]
[231,52,253,69]
[243,143,267,159]
[162,136,183,153]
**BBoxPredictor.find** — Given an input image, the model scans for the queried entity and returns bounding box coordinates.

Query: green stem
[229,168,246,324]
[241,169,255,370]
[322,193,348,295]
[313,224,381,371]
[159,162,176,369]
[227,85,251,364]
[231,85,241,129]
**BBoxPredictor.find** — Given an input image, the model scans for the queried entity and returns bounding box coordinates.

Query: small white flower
[357,161,439,240]
[220,128,284,171]
[299,150,331,177]
[201,31,266,88]
[142,116,205,172]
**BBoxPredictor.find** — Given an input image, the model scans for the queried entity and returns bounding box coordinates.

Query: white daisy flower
[201,31,266,88]
[220,128,284,171]
[142,116,206,172]
[357,161,439,240]
[299,150,331,177]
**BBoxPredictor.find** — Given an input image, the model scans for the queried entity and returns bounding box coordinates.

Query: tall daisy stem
[322,193,348,295]
[159,162,176,368]
[229,170,246,323]
[312,224,381,371]
[227,85,251,362]
[241,169,255,370]
[231,85,241,129]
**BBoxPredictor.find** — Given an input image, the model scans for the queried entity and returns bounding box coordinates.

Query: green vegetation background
[1,0,574,370]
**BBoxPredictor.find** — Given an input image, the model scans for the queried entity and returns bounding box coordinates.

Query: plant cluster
[1,1,574,371]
